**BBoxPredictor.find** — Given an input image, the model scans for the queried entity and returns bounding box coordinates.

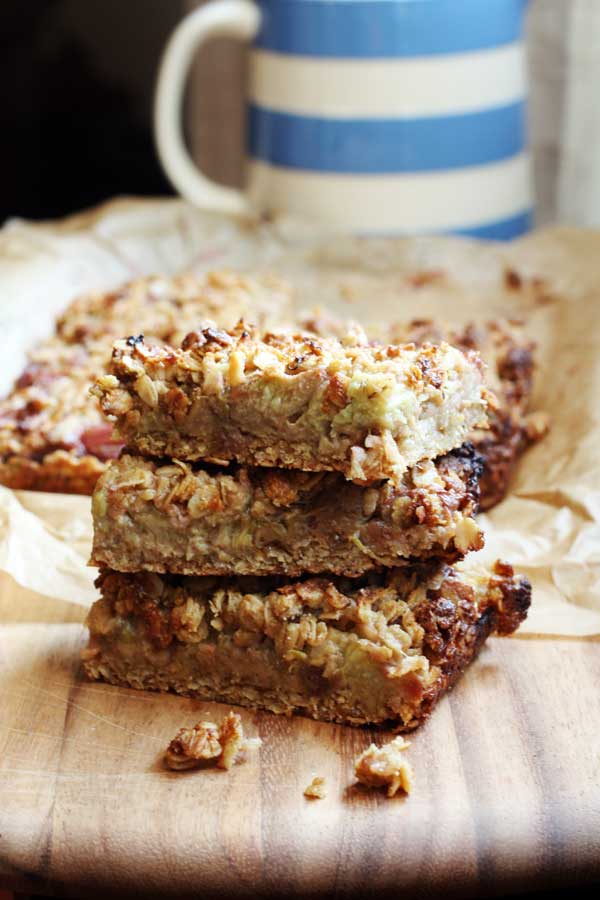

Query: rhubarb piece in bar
[0,273,292,493]
[93,325,488,484]
[90,446,484,577]
[82,560,530,730]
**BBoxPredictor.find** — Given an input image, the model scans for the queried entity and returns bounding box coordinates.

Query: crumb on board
[354,736,414,798]
[164,711,262,771]
[407,270,445,288]
[525,410,551,442]
[304,776,327,800]
[504,268,523,290]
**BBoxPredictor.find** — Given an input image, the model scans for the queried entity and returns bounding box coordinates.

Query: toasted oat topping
[57,272,293,347]
[354,736,414,797]
[96,562,530,668]
[102,322,483,402]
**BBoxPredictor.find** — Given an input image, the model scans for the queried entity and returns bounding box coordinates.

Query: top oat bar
[94,323,488,483]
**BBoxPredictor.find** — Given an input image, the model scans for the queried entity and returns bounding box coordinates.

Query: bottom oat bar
[82,561,530,730]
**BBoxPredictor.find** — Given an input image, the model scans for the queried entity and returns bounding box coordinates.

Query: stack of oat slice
[83,323,531,730]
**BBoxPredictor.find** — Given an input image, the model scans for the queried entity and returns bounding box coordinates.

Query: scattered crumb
[407,270,444,288]
[164,711,262,772]
[164,720,221,770]
[504,268,523,290]
[217,710,263,770]
[531,275,555,304]
[304,776,327,800]
[216,710,246,770]
[524,410,551,441]
[354,736,414,798]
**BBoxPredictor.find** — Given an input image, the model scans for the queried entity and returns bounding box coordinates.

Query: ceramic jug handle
[154,0,259,214]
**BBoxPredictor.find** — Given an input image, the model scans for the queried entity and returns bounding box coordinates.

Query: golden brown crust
[82,562,530,730]
[94,324,488,484]
[90,446,484,577]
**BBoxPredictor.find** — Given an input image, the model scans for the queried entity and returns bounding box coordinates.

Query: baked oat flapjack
[82,560,530,730]
[93,324,488,484]
[90,447,484,577]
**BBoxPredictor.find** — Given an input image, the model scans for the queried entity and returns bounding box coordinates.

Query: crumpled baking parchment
[1,197,599,635]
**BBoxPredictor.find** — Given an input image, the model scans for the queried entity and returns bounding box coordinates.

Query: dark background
[0,0,180,225]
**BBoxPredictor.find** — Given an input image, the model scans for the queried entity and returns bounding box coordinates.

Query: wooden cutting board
[1,574,599,899]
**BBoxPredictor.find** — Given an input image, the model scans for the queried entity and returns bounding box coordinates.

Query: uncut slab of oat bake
[93,324,489,484]
[82,560,530,730]
[0,272,292,493]
[90,447,484,577]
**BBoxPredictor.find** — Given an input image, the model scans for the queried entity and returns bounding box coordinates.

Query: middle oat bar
[93,323,488,484]
[90,446,484,578]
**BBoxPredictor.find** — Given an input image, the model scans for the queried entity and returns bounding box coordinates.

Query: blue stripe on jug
[256,0,526,59]
[364,211,533,240]
[448,210,532,240]
[248,101,526,173]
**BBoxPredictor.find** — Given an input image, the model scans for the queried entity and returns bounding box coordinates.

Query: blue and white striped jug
[156,0,532,238]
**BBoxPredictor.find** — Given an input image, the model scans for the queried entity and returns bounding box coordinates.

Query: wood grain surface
[1,574,599,899]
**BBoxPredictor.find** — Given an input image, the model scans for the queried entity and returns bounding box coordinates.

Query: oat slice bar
[94,325,488,483]
[91,447,483,578]
[82,560,530,730]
